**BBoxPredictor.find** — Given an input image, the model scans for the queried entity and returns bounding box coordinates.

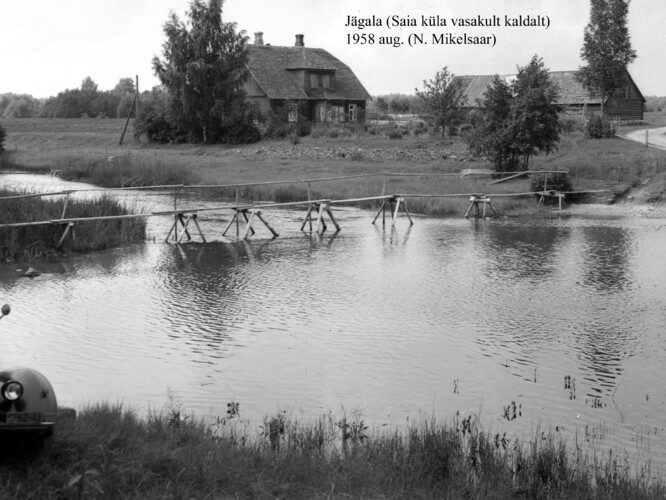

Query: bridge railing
[0,169,608,241]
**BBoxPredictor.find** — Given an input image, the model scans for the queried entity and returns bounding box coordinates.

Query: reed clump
[55,153,198,188]
[0,403,661,498]
[0,190,146,261]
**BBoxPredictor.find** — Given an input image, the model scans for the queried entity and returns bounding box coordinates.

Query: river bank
[0,403,662,498]
[3,117,666,217]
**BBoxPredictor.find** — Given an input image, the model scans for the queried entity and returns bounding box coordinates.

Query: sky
[1,0,664,98]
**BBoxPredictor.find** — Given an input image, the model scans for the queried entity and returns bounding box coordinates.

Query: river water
[1,174,666,472]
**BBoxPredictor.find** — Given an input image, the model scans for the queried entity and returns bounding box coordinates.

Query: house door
[315,103,328,122]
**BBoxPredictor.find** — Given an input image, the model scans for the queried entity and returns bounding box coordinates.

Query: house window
[348,104,358,122]
[329,105,344,122]
[310,73,332,90]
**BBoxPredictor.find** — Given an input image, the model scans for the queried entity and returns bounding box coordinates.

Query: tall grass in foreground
[0,404,661,499]
[0,190,146,260]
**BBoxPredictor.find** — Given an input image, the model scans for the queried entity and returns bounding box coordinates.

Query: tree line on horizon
[0,77,137,119]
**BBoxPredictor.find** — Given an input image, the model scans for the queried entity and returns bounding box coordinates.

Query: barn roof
[460,69,645,106]
[246,44,371,101]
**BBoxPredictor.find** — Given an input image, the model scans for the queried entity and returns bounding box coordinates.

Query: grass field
[0,403,662,499]
[2,115,666,214]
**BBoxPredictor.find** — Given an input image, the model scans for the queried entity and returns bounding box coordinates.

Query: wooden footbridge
[0,170,608,246]
[152,193,413,243]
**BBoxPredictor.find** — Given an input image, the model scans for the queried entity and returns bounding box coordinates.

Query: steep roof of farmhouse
[459,70,644,106]
[245,44,371,101]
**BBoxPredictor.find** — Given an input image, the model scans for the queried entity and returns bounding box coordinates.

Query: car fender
[0,367,58,420]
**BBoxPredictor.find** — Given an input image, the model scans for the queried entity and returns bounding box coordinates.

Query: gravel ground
[227,142,475,163]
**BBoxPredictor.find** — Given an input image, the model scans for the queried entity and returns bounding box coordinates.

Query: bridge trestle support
[465,195,499,219]
[301,202,340,234]
[372,196,414,228]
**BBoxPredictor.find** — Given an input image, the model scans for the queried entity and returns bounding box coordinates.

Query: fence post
[60,193,70,219]
[235,187,240,237]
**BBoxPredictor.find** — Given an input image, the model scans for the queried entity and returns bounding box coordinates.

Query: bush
[413,122,429,136]
[0,123,5,152]
[558,117,578,134]
[217,112,261,144]
[263,103,310,139]
[530,172,573,196]
[585,114,616,138]
[136,105,187,144]
[135,90,187,144]
[309,123,358,140]
[387,130,403,139]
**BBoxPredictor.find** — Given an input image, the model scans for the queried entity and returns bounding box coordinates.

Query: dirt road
[623,126,666,150]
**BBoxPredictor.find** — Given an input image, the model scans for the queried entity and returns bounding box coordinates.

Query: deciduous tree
[510,56,560,168]
[415,67,467,137]
[375,96,389,117]
[467,76,516,171]
[113,78,136,96]
[467,56,560,172]
[151,0,254,143]
[389,95,410,114]
[578,0,636,115]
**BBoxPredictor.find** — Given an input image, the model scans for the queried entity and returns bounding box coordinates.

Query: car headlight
[2,381,24,401]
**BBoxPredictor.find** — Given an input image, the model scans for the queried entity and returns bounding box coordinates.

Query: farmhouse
[460,69,645,120]
[245,33,371,124]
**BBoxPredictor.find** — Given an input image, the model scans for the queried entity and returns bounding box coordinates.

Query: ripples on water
[1,174,666,472]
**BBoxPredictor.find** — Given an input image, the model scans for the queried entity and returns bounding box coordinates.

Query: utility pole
[135,75,140,142]
[135,75,140,122]
[118,75,140,146]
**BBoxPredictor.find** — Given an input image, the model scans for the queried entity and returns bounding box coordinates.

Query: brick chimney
[295,34,304,47]
[254,32,264,45]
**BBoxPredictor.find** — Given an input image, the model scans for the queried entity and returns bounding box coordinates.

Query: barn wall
[560,103,602,117]
[606,98,644,120]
